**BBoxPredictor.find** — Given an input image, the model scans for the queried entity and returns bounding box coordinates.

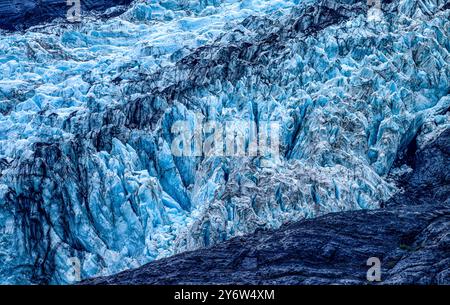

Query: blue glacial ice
[0,0,449,283]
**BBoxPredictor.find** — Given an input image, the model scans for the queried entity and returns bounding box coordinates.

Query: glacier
[0,0,449,284]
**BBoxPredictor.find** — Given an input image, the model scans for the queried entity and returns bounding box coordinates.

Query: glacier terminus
[0,0,448,284]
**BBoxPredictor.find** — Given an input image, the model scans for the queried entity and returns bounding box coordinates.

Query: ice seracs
[0,0,449,283]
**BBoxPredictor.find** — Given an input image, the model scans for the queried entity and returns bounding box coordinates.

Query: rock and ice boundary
[82,127,450,285]
[0,0,449,283]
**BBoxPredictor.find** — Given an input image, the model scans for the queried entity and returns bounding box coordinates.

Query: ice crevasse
[0,0,449,283]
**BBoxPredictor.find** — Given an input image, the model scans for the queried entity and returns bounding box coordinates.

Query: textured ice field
[0,0,449,283]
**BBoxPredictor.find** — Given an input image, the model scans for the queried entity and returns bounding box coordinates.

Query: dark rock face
[0,0,133,31]
[83,129,450,285]
[388,128,450,206]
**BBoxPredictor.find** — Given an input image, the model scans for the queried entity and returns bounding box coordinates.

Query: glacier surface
[0,0,449,283]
